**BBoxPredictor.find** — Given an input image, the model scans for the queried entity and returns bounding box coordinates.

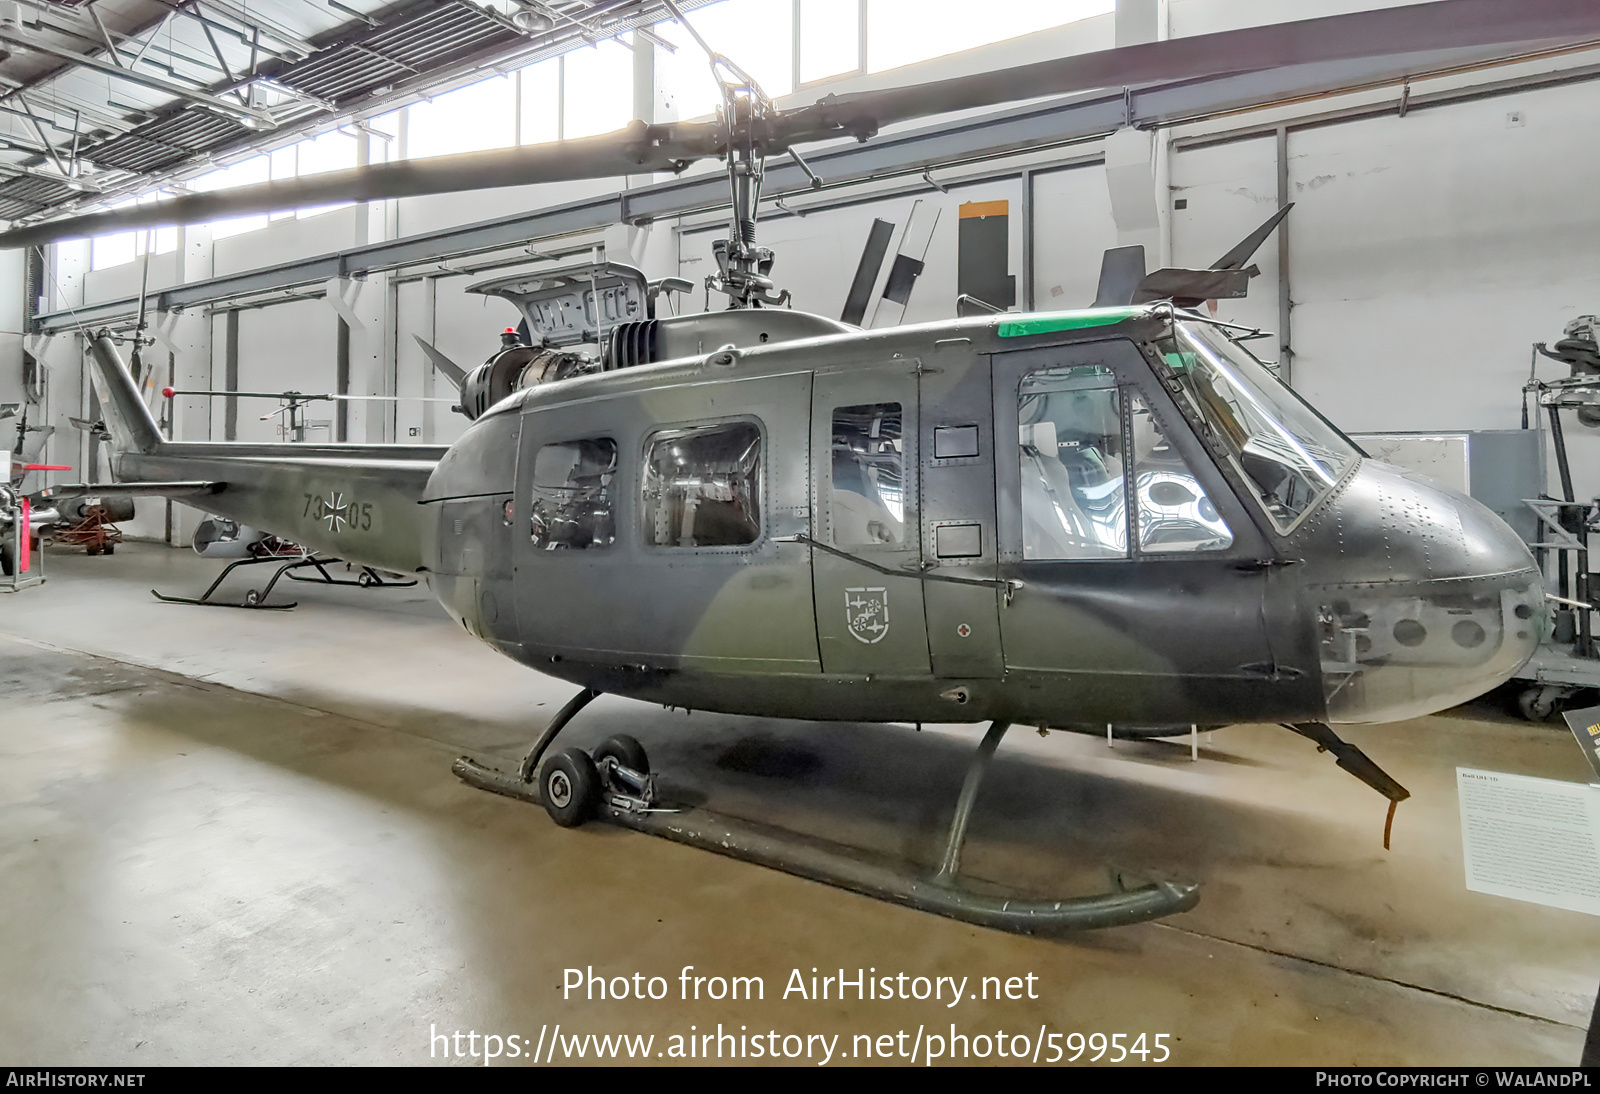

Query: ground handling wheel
[594,734,648,775]
[540,748,599,828]
[1517,685,1566,722]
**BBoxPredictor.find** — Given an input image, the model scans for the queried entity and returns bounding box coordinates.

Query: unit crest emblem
[845,587,890,644]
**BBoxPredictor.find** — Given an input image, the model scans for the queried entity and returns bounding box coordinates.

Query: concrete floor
[2,540,1596,1066]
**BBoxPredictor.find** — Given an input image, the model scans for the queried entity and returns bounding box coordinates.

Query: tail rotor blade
[413,336,469,391]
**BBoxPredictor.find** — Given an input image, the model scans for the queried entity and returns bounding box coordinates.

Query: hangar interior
[3,0,1600,1067]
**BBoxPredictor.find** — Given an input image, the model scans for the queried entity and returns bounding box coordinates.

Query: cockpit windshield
[1155,321,1358,532]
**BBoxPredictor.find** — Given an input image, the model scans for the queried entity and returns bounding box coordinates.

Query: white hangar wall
[20,0,1600,543]
[1283,89,1600,496]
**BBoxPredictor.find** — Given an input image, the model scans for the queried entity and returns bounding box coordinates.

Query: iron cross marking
[321,491,350,533]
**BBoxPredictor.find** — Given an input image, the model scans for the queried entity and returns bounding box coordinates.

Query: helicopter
[12,0,1586,932]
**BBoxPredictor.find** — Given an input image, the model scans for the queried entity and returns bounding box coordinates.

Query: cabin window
[1017,367,1128,560]
[530,438,617,550]
[642,422,762,548]
[830,403,905,548]
[1128,392,1233,553]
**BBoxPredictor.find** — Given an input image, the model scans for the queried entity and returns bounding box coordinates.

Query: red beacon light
[162,387,176,398]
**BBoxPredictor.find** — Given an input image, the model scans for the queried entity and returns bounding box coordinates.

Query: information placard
[1457,768,1600,916]
[1561,703,1600,782]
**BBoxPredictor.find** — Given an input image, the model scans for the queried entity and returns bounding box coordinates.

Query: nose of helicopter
[1299,459,1544,724]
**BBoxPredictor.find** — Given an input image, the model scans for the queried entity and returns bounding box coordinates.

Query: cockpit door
[811,362,931,676]
[992,337,1281,724]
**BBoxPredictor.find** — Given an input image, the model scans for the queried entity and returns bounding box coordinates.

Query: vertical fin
[86,334,164,455]
[1092,245,1147,307]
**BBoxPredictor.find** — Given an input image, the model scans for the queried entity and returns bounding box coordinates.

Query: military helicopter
[11,0,1587,932]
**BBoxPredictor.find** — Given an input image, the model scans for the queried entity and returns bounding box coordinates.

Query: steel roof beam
[145,0,305,63]
[194,0,317,57]
[0,25,277,129]
[14,92,70,178]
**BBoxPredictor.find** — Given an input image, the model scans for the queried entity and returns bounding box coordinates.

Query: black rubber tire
[0,541,13,577]
[102,542,115,556]
[594,734,649,775]
[1517,687,1557,722]
[86,544,101,556]
[541,748,599,828]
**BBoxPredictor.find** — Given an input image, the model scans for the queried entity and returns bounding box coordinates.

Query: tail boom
[87,329,443,573]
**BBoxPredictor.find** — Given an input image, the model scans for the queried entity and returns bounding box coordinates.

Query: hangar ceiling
[0,0,697,222]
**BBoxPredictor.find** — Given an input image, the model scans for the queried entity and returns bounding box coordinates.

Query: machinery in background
[44,495,131,556]
[1502,318,1600,719]
[0,449,61,588]
[160,386,456,442]
[152,515,417,609]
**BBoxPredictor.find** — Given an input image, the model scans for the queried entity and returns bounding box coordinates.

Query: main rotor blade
[9,0,1597,250]
[0,121,721,250]
[773,0,1600,144]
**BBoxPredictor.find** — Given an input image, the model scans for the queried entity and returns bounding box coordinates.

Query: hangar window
[530,438,618,550]
[642,422,762,548]
[409,76,517,158]
[659,2,794,119]
[799,0,860,84]
[830,403,904,548]
[1017,366,1128,560]
[519,58,561,145]
[866,0,1113,74]
[564,40,634,139]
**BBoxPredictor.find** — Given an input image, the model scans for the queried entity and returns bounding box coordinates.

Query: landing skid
[153,553,417,609]
[287,560,418,590]
[453,693,1199,934]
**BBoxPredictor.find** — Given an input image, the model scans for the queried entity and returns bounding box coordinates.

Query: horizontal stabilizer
[1134,267,1254,307]
[413,336,469,391]
[38,481,221,501]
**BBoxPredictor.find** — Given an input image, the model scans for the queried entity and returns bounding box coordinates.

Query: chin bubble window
[1128,392,1233,553]
[642,421,762,548]
[530,438,617,549]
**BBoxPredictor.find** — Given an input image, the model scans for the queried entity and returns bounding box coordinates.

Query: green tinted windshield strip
[997,309,1145,338]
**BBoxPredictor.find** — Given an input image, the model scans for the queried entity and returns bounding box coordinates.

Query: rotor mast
[666,0,790,309]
